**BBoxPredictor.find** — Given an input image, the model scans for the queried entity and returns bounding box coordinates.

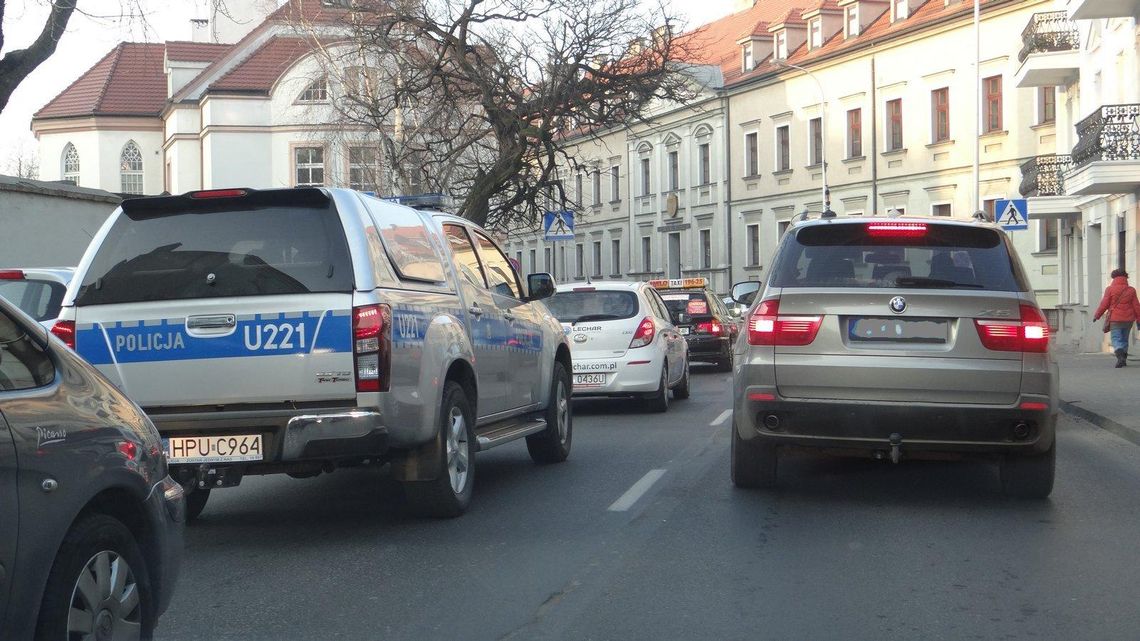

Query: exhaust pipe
[763,414,781,430]
[1013,422,1031,440]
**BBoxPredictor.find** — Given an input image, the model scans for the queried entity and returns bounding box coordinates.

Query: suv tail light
[629,316,656,348]
[51,320,76,349]
[866,222,927,237]
[747,298,823,346]
[695,320,724,336]
[0,270,25,280]
[189,189,248,199]
[974,304,1050,353]
[353,304,392,392]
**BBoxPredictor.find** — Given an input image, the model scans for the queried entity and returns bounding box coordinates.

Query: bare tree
[4,145,40,179]
[296,0,698,230]
[0,0,79,113]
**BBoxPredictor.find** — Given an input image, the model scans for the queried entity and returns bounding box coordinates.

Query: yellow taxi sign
[648,277,708,290]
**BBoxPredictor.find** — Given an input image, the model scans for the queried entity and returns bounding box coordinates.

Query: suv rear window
[0,279,67,321]
[770,223,1029,291]
[76,206,354,305]
[659,291,713,318]
[545,290,639,324]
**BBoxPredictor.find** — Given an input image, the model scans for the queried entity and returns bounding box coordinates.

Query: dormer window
[809,18,822,49]
[891,0,909,21]
[845,6,859,38]
[743,44,754,72]
[775,30,787,59]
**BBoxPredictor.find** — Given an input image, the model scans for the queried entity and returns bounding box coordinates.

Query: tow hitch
[175,464,244,491]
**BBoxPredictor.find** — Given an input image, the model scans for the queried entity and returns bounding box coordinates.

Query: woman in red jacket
[1093,268,1140,367]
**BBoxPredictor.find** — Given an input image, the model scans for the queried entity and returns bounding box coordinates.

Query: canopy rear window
[770,223,1029,291]
[659,291,713,318]
[76,205,354,305]
[545,290,639,324]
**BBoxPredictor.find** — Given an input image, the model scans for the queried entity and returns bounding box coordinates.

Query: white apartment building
[1014,0,1140,351]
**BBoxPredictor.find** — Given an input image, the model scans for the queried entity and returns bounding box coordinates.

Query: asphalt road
[159,367,1140,641]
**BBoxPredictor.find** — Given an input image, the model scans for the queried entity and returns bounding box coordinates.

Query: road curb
[1060,401,1140,447]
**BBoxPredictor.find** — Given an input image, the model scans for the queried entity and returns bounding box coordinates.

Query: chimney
[190,18,209,43]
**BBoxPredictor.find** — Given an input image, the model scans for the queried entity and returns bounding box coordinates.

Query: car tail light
[866,222,927,237]
[695,320,724,336]
[51,320,76,349]
[629,316,656,348]
[0,270,25,280]
[747,298,823,346]
[117,441,138,461]
[353,304,391,392]
[974,304,1050,353]
[188,188,247,199]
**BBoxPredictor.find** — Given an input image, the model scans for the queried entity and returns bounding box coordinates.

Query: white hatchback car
[545,281,689,412]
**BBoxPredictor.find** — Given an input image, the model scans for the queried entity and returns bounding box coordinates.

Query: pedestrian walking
[1092,268,1140,368]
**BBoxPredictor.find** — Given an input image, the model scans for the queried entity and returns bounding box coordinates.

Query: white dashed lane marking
[710,409,732,427]
[608,469,667,512]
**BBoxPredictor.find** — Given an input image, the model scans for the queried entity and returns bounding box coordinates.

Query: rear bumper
[684,335,732,361]
[572,354,663,396]
[735,386,1056,455]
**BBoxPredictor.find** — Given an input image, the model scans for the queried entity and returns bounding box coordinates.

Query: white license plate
[573,373,608,387]
[679,327,690,335]
[165,435,263,464]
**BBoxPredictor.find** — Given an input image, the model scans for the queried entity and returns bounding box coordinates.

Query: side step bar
[475,418,547,451]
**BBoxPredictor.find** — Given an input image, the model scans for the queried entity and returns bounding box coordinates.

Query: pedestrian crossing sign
[995,199,1028,231]
[544,210,575,241]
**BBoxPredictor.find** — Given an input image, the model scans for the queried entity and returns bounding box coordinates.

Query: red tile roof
[165,41,232,63]
[33,43,167,119]
[675,0,809,82]
[209,36,328,94]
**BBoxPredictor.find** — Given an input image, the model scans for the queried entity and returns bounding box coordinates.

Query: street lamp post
[775,59,833,217]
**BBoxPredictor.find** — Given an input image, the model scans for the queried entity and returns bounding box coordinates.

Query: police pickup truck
[52,188,573,519]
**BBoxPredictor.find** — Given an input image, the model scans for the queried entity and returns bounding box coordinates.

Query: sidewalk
[1056,351,1140,447]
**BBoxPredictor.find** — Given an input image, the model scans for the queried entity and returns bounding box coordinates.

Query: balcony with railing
[1066,104,1140,196]
[1014,12,1080,88]
[1068,0,1140,20]
[1020,154,1080,218]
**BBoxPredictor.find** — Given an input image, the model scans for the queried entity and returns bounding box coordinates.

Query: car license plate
[848,317,948,343]
[164,435,263,464]
[573,373,608,388]
[679,327,690,335]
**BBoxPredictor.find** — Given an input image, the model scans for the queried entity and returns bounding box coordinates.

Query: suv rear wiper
[895,276,985,289]
[571,313,621,324]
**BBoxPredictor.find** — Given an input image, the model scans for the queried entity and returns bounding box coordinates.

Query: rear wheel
[731,419,777,488]
[672,359,690,400]
[403,381,475,518]
[527,361,573,464]
[1000,441,1055,499]
[185,488,210,524]
[645,366,669,413]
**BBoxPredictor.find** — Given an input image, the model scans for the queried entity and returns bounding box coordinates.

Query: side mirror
[672,312,690,326]
[731,281,762,306]
[527,272,555,301]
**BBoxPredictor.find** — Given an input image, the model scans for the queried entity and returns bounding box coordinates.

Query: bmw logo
[889,296,907,314]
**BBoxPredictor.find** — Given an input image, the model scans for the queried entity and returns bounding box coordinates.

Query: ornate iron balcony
[1018,11,1079,63]
[1071,104,1140,168]
[1020,154,1073,197]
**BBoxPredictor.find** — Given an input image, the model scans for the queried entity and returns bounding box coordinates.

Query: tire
[731,419,777,489]
[185,488,210,524]
[672,359,690,400]
[527,361,573,464]
[403,381,475,518]
[36,514,154,641]
[645,366,669,413]
[1000,441,1055,499]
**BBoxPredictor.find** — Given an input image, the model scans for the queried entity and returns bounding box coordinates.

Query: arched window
[297,77,328,102]
[62,143,80,185]
[120,141,143,194]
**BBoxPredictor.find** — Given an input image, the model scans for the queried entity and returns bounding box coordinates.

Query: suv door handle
[467,305,484,318]
[186,314,236,329]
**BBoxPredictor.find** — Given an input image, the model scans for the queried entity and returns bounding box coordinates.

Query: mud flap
[389,429,444,482]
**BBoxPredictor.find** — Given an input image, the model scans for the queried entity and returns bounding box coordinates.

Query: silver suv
[54,187,572,519]
[730,216,1058,498]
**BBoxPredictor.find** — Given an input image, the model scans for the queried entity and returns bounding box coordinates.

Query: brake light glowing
[51,320,76,349]
[867,222,927,237]
[974,304,1050,353]
[0,270,25,280]
[353,304,391,392]
[695,320,724,335]
[747,299,823,346]
[629,316,656,348]
[188,189,248,199]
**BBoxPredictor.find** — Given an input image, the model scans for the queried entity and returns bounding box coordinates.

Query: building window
[641,236,652,272]
[983,75,1003,133]
[1039,86,1056,125]
[698,143,711,184]
[592,170,601,205]
[809,19,822,49]
[886,98,903,151]
[544,247,552,272]
[640,157,651,196]
[809,117,822,166]
[119,141,144,195]
[592,241,602,276]
[610,165,620,201]
[742,44,753,72]
[62,143,80,186]
[775,31,787,59]
[932,203,952,217]
[747,224,760,266]
[983,198,998,221]
[931,88,950,143]
[298,77,328,102]
[845,6,858,38]
[776,125,790,171]
[294,146,325,186]
[668,150,679,191]
[575,243,584,278]
[348,146,381,192]
[891,0,908,21]
[611,239,621,275]
[575,173,583,204]
[847,108,862,158]
[700,228,711,269]
[1043,218,1059,251]
[745,132,759,176]
[529,249,537,273]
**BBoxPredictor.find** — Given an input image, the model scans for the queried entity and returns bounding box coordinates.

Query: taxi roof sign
[648,277,708,290]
